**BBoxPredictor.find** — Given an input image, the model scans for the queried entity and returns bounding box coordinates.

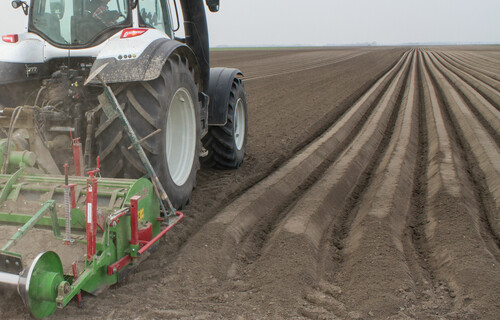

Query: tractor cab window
[138,0,173,38]
[30,0,131,47]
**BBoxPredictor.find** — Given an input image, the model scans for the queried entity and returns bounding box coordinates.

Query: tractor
[0,0,248,317]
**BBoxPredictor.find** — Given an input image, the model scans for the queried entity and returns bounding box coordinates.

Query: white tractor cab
[0,0,247,209]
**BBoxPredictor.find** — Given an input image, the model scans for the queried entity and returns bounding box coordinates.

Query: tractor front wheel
[202,78,248,169]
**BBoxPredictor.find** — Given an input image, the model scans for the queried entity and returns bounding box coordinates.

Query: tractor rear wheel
[95,54,201,209]
[202,78,247,169]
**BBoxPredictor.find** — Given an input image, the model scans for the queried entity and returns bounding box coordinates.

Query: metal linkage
[1,200,58,252]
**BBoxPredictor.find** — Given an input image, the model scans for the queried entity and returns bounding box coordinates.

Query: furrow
[456,51,500,74]
[244,50,412,316]
[438,52,500,92]
[420,50,500,319]
[428,52,500,142]
[443,51,500,82]
[155,51,411,300]
[425,51,500,239]
[433,52,500,111]
[301,50,421,317]
[462,51,500,70]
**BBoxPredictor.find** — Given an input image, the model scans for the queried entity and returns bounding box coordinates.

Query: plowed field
[3,46,500,319]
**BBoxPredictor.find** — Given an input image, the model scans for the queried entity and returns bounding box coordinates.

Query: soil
[1,46,499,319]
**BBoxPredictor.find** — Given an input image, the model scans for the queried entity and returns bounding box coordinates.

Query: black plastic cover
[207,67,243,126]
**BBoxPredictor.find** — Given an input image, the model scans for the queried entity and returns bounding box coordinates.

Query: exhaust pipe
[179,0,220,92]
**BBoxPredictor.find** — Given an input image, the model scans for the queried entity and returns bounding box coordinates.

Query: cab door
[137,0,173,38]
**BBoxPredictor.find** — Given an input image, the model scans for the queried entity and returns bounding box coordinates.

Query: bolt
[5,259,10,264]
[15,261,20,266]
[107,252,111,257]
[113,267,117,273]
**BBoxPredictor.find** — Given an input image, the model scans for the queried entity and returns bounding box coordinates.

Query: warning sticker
[87,203,92,223]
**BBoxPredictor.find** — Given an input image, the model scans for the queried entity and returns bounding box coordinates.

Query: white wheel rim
[234,98,245,150]
[166,88,196,186]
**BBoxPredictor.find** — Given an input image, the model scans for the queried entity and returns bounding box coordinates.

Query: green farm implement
[0,87,183,319]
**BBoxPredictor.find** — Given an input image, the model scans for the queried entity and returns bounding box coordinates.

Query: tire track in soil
[420,49,500,319]
[243,51,368,82]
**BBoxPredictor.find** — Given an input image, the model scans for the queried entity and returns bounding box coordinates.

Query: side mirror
[11,0,29,16]
[206,0,220,12]
[11,1,21,9]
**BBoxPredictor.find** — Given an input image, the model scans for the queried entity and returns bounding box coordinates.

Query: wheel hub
[166,88,196,186]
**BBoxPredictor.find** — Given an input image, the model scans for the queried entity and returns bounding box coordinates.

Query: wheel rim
[234,98,245,150]
[166,88,196,186]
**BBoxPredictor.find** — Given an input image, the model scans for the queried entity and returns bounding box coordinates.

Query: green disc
[18,251,64,319]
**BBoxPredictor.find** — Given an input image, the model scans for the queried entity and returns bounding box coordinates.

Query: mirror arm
[22,3,29,16]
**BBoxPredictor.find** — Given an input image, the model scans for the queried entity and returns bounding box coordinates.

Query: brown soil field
[2,46,500,319]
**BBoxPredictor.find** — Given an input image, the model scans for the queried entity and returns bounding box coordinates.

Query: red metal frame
[130,196,140,246]
[72,262,83,308]
[139,212,183,254]
[107,211,183,276]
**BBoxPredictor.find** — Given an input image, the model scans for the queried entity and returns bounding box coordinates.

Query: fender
[88,38,202,88]
[207,68,243,126]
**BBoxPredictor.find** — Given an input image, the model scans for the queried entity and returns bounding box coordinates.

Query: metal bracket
[0,251,23,274]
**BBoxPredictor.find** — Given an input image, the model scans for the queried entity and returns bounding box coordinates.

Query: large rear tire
[95,54,201,209]
[202,78,248,169]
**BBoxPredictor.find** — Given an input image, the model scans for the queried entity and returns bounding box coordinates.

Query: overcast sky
[1,0,499,46]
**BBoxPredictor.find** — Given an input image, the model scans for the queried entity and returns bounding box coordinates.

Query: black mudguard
[88,38,202,88]
[207,67,243,126]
